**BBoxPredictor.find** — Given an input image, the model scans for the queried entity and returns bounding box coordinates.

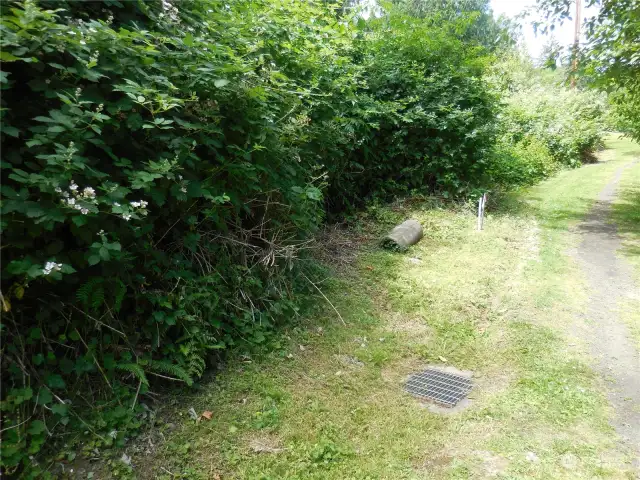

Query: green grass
[103,137,639,479]
[609,136,640,348]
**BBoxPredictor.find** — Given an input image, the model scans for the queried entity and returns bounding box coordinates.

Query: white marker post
[477,193,487,231]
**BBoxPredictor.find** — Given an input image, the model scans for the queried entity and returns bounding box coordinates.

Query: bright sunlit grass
[610,137,640,349]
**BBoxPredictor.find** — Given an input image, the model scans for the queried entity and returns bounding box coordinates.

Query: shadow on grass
[490,165,640,259]
[488,191,597,230]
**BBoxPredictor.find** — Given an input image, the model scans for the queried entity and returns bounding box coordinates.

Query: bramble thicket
[0,0,628,476]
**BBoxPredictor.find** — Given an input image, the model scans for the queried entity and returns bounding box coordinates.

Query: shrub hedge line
[489,54,607,187]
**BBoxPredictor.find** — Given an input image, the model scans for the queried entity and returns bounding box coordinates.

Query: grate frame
[404,368,473,407]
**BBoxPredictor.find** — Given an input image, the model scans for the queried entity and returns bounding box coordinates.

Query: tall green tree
[394,0,519,50]
[536,0,640,139]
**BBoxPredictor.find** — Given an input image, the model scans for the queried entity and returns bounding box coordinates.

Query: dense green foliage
[395,0,518,51]
[489,54,607,186]
[536,0,640,140]
[0,0,607,476]
[326,10,500,206]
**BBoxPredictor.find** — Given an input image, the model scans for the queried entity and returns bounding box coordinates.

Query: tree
[393,0,519,50]
[536,0,640,139]
[538,35,564,70]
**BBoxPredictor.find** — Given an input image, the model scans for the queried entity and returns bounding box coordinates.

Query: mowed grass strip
[609,136,640,349]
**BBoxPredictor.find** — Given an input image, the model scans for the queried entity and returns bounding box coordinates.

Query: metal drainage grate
[404,368,473,407]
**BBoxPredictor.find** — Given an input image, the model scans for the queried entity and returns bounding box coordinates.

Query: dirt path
[574,159,640,469]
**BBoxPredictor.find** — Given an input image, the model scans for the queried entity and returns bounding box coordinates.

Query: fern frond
[149,360,193,386]
[76,278,102,307]
[183,340,206,380]
[90,284,105,312]
[113,280,127,312]
[115,363,149,386]
[188,354,206,379]
[76,278,105,314]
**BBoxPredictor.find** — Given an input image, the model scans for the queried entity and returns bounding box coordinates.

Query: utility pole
[571,0,582,89]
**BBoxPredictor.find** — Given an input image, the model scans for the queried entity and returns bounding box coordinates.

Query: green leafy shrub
[323,10,500,209]
[488,136,558,187]
[492,55,607,170]
[608,89,640,139]
[485,54,608,189]
[0,1,349,475]
[503,87,605,166]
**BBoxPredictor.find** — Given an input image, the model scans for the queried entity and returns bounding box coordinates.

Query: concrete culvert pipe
[382,219,423,249]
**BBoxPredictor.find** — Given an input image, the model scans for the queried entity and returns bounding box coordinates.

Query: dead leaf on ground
[201,410,213,420]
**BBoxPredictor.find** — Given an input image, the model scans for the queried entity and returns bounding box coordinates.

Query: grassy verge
[609,136,640,349]
[96,138,639,479]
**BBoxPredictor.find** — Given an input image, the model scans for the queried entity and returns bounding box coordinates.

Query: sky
[490,0,599,60]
